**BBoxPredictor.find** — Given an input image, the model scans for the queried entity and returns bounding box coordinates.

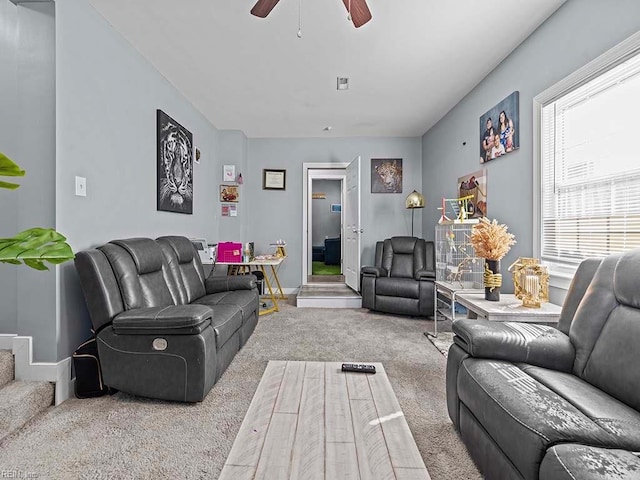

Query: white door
[344,156,361,291]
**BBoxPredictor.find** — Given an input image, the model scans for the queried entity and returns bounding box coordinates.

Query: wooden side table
[455,293,561,324]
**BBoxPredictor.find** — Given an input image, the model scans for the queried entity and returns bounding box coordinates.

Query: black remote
[341,363,376,374]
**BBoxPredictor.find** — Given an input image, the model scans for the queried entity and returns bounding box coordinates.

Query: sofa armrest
[205,274,256,294]
[452,319,575,372]
[113,305,212,335]
[361,266,386,277]
[416,269,435,281]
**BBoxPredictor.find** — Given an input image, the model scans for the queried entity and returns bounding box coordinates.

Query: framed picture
[331,204,342,213]
[263,169,286,190]
[458,169,487,218]
[223,164,235,182]
[157,109,193,214]
[220,185,239,202]
[371,158,402,193]
[479,91,519,164]
[194,148,201,165]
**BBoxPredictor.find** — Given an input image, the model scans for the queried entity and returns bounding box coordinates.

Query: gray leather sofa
[446,249,640,479]
[361,236,435,317]
[74,235,259,402]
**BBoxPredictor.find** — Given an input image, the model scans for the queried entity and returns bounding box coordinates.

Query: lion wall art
[157,109,193,214]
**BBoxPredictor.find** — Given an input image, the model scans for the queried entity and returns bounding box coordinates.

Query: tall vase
[484,259,502,301]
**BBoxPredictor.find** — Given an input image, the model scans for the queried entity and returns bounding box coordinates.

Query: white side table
[455,293,561,324]
[427,281,483,337]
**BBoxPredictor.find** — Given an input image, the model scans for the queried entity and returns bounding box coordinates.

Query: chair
[361,236,435,317]
[324,237,341,265]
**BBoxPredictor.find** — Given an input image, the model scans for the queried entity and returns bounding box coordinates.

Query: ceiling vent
[337,77,349,90]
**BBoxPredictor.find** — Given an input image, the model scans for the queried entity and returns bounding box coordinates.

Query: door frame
[302,163,349,286]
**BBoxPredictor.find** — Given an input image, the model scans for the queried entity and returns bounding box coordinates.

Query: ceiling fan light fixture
[337,77,349,90]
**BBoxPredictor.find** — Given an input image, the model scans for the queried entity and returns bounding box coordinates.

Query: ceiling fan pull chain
[297,0,302,37]
[347,0,352,21]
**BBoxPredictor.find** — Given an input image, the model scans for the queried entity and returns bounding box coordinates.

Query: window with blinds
[540,51,640,265]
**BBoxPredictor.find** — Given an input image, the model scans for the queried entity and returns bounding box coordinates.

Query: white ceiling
[88,0,566,138]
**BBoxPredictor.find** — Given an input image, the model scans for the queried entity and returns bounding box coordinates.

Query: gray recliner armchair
[361,236,435,317]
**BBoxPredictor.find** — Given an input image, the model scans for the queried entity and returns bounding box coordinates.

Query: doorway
[304,167,347,284]
[309,178,344,284]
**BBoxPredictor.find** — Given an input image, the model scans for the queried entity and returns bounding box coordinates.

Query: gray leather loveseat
[446,249,640,479]
[361,236,435,317]
[75,236,259,402]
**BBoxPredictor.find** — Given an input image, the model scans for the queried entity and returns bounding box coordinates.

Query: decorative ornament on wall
[157,109,193,214]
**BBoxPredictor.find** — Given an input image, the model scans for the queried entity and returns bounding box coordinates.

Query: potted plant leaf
[0,152,74,270]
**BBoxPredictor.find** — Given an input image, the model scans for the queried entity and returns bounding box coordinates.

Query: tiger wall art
[371,158,403,193]
[157,109,193,214]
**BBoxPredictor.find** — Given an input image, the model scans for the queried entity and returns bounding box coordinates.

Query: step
[296,284,362,309]
[0,380,54,443]
[0,350,14,389]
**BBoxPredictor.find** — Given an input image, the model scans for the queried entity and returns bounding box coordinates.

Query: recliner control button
[152,338,168,351]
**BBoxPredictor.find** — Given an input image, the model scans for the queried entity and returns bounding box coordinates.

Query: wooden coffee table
[219,361,431,480]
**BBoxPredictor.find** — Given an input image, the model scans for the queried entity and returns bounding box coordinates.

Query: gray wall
[312,179,342,246]
[421,0,640,298]
[0,0,19,333]
[0,1,56,358]
[16,1,56,362]
[54,0,221,361]
[217,130,248,244]
[246,137,422,289]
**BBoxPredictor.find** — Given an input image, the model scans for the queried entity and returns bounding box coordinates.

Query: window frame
[533,31,640,289]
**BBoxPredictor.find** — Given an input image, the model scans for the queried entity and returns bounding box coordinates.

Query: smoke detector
[337,77,349,90]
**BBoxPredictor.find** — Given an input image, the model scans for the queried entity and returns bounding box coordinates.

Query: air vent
[337,77,349,90]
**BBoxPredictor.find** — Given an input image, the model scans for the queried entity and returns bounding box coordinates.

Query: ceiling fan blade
[342,0,372,28]
[251,0,280,18]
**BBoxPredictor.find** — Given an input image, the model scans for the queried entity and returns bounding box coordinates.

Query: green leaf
[0,152,25,190]
[0,227,74,271]
[0,180,20,190]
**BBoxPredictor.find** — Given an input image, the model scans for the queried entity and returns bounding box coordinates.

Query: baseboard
[12,336,72,406]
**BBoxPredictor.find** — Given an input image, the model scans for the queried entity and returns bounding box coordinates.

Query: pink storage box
[217,242,242,263]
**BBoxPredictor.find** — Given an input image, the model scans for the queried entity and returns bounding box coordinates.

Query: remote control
[341,363,376,374]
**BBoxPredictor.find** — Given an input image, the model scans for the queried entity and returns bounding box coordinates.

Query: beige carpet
[0,302,479,480]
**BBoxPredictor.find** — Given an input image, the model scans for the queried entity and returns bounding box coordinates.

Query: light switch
[75,176,86,197]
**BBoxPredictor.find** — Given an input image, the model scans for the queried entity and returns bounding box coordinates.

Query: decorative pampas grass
[470,217,516,260]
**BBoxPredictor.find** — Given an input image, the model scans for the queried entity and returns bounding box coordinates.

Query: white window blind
[541,52,640,265]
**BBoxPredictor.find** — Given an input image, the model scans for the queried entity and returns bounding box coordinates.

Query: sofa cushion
[520,364,640,450]
[207,304,243,348]
[194,290,258,322]
[540,444,640,480]
[458,358,623,480]
[99,240,174,310]
[156,236,206,305]
[376,277,419,298]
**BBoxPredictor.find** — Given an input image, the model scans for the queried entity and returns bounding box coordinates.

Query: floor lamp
[405,190,425,237]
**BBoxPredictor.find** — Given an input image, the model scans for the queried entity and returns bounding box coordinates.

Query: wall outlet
[75,176,86,197]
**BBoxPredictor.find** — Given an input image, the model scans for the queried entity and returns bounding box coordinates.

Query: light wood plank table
[219,361,431,480]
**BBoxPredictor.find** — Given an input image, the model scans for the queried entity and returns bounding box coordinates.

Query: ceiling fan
[250,0,372,28]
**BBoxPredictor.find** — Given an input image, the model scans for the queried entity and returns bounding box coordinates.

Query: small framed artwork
[223,165,236,182]
[194,148,201,165]
[263,169,286,190]
[220,185,239,202]
[331,204,342,213]
[371,158,403,193]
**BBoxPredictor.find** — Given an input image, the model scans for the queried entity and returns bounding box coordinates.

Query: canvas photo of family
[479,91,519,164]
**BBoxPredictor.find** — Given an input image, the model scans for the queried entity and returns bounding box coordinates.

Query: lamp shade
[405,190,425,209]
